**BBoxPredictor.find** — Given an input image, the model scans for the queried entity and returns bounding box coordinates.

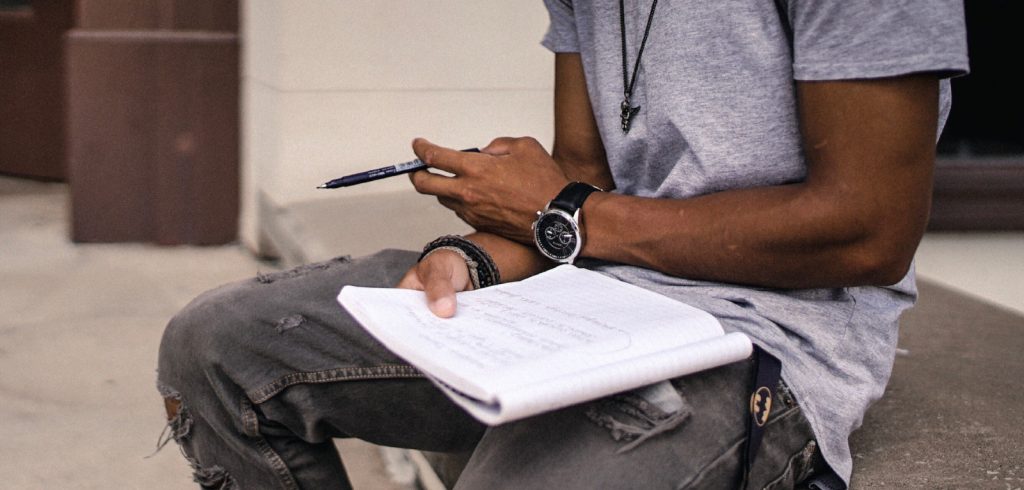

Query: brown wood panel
[0,1,74,180]
[76,0,236,31]
[67,31,239,244]
[928,159,1024,231]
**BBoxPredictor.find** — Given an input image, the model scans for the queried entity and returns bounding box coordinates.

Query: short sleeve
[787,0,970,80]
[541,0,579,53]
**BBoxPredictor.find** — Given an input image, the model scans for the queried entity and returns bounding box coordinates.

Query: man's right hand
[397,249,472,318]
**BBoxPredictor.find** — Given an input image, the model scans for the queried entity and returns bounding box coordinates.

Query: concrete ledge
[260,190,472,266]
[850,280,1024,487]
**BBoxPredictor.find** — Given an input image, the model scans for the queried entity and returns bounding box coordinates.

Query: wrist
[577,190,610,260]
[420,246,479,290]
[420,235,501,289]
[463,232,553,283]
[531,182,603,264]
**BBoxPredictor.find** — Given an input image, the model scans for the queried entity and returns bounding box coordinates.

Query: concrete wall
[240,1,554,252]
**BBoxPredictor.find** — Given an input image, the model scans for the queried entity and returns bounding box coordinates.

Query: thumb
[396,266,424,290]
[423,267,458,318]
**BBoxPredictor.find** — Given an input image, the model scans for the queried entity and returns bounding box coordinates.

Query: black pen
[317,148,481,189]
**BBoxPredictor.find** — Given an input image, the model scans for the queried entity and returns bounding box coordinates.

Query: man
[158,1,968,488]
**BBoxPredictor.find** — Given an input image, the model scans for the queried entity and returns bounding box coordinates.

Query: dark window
[0,0,30,11]
[937,1,1024,156]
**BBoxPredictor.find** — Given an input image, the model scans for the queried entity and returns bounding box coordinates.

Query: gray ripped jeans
[157,250,820,489]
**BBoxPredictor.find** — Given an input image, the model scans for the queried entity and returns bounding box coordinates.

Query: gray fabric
[541,0,968,484]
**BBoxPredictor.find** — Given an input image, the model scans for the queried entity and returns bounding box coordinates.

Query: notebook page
[338,266,725,401]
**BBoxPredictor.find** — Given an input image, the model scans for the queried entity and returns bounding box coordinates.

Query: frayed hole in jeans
[189,459,236,490]
[585,386,692,454]
[150,396,194,457]
[256,256,351,284]
[153,394,237,489]
[274,314,306,333]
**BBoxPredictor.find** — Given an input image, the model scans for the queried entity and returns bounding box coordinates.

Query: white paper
[338,265,752,424]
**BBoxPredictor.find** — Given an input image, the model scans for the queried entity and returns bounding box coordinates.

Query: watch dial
[534,212,578,260]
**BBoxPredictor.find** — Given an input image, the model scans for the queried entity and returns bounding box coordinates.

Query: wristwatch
[532,182,602,264]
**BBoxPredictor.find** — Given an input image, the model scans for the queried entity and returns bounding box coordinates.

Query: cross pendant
[620,98,641,133]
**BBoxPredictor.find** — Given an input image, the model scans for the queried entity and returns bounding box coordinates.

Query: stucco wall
[240,1,555,252]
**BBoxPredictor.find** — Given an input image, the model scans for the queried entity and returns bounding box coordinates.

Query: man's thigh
[165,249,422,397]
[230,249,486,450]
[455,359,818,489]
[157,249,487,487]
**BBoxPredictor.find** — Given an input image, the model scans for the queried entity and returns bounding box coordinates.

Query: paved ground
[915,232,1024,316]
[0,177,406,489]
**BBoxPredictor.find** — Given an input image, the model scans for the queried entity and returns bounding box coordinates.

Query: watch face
[533,209,580,262]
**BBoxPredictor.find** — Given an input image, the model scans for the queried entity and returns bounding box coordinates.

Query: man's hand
[409,137,571,244]
[396,249,472,318]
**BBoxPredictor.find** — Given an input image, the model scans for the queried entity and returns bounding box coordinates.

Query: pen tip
[316,184,327,189]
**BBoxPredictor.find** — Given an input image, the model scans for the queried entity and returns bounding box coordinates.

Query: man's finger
[409,169,460,198]
[412,138,476,174]
[423,267,458,318]
[436,196,460,212]
[482,137,516,155]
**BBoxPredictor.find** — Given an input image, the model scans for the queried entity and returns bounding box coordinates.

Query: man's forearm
[465,231,553,283]
[581,181,922,289]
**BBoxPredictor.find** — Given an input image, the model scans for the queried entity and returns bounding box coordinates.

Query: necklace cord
[620,0,660,99]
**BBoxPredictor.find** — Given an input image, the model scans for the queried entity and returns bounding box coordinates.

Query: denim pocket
[762,439,818,490]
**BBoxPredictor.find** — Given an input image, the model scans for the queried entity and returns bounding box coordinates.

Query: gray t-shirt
[541,0,968,484]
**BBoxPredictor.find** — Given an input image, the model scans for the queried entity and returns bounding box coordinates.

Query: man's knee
[158,281,257,384]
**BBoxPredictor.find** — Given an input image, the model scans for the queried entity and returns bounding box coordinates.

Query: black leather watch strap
[550,182,601,213]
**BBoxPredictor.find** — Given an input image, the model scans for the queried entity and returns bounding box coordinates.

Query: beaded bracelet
[419,235,501,289]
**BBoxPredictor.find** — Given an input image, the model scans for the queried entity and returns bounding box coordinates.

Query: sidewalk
[0,177,405,489]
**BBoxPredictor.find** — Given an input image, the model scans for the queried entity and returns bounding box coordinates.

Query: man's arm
[411,58,941,290]
[582,75,939,288]
[551,53,615,190]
